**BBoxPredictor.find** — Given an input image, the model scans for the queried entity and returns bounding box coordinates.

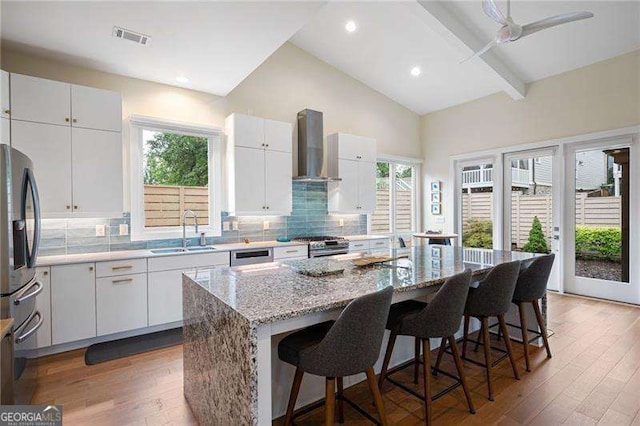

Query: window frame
[372,155,422,238]
[129,115,223,241]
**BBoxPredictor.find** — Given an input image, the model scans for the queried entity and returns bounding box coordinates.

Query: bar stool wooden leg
[433,337,447,375]
[462,315,470,359]
[422,338,432,425]
[532,300,552,358]
[448,336,475,414]
[498,314,520,380]
[366,367,388,426]
[325,377,335,426]
[517,302,531,372]
[474,320,484,352]
[337,377,345,423]
[378,331,397,390]
[481,318,494,401]
[414,337,421,384]
[284,367,304,426]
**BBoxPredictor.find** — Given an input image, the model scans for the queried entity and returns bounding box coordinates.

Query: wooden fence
[144,185,209,227]
[372,189,413,233]
[463,192,621,248]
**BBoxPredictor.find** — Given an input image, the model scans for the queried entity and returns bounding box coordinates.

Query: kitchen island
[182,246,539,425]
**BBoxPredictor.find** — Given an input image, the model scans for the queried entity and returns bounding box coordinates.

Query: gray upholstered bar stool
[377,270,476,426]
[442,260,522,402]
[509,254,555,371]
[278,286,393,426]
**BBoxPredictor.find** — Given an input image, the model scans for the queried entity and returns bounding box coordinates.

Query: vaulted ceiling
[2,1,638,114]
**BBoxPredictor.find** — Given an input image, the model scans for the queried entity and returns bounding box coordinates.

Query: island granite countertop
[185,245,537,326]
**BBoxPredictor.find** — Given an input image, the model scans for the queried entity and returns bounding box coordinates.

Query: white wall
[421,50,640,231]
[1,42,421,209]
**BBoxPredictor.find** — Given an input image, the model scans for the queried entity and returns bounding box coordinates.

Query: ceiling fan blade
[521,11,594,38]
[482,0,508,25]
[461,39,497,64]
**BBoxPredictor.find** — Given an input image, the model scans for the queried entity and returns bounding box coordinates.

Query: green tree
[463,219,493,249]
[144,132,208,187]
[523,216,549,254]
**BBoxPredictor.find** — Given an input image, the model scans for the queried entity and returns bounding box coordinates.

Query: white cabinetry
[21,267,52,350]
[1,70,9,143]
[348,237,390,254]
[96,274,147,336]
[273,245,308,260]
[51,263,96,345]
[9,73,123,217]
[148,252,229,326]
[327,133,377,214]
[225,113,292,215]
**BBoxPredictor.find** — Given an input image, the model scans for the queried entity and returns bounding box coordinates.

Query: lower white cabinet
[369,238,390,253]
[96,274,147,336]
[148,269,187,326]
[51,263,96,345]
[273,245,308,260]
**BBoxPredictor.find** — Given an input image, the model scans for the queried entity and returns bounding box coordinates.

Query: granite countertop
[35,240,309,267]
[0,318,13,337]
[185,246,537,326]
[35,234,390,267]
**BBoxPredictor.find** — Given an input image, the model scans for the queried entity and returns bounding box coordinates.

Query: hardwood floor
[31,292,640,425]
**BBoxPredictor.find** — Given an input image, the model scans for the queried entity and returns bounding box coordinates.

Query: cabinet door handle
[266,144,269,147]
[89,266,94,271]
[3,109,9,115]
[286,250,299,254]
[73,205,78,210]
[72,118,77,123]
[66,205,70,210]
[112,278,133,284]
[65,117,70,123]
[266,206,269,210]
[111,265,133,271]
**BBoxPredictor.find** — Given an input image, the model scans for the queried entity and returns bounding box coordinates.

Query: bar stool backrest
[512,254,555,302]
[402,269,473,339]
[465,260,521,317]
[299,286,394,378]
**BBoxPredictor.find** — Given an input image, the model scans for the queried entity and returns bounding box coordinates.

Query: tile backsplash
[39,182,367,256]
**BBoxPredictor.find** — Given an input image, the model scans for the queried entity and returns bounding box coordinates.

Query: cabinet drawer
[96,273,147,336]
[148,251,229,272]
[349,241,370,252]
[273,245,308,260]
[369,239,390,251]
[96,258,147,278]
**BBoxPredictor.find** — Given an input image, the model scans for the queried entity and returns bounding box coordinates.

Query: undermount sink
[150,246,216,254]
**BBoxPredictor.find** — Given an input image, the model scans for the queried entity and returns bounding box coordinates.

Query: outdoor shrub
[463,219,493,249]
[523,216,550,254]
[575,226,621,260]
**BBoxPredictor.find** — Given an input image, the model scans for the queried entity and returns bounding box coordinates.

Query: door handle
[15,310,43,344]
[14,277,43,305]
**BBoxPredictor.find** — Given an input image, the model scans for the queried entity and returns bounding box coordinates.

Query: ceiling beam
[409,0,526,100]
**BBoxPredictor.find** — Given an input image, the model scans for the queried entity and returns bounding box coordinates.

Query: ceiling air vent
[112,26,151,46]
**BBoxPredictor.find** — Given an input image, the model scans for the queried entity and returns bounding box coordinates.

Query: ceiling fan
[465,0,594,62]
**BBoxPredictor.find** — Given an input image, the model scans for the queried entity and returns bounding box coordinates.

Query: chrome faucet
[182,210,199,249]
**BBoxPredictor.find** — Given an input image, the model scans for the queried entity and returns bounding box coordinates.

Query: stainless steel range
[292,236,349,257]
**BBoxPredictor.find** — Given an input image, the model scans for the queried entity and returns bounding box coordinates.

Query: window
[372,160,419,237]
[130,116,222,240]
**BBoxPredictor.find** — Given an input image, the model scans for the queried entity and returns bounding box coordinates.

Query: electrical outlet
[223,222,230,231]
[263,221,269,230]
[119,224,129,236]
[338,218,344,227]
[232,221,239,231]
[435,217,446,224]
[95,224,106,237]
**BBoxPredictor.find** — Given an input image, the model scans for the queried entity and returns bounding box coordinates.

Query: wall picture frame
[431,246,442,258]
[431,203,441,215]
[430,192,441,203]
[430,181,441,192]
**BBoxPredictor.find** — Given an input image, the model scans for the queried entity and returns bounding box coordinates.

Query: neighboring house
[462,152,615,194]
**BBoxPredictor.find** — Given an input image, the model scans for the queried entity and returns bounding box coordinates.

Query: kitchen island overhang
[182,246,540,425]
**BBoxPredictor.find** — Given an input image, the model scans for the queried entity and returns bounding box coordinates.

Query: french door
[564,138,639,304]
[503,148,561,291]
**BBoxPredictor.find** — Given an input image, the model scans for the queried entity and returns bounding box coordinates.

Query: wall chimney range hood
[294,109,340,182]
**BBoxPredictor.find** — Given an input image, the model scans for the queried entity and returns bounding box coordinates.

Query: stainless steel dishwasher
[230,248,274,267]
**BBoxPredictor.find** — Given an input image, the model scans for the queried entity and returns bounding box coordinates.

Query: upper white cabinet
[225,113,293,215]
[8,73,123,217]
[10,74,70,126]
[11,121,73,214]
[1,70,10,119]
[71,84,122,132]
[327,133,377,214]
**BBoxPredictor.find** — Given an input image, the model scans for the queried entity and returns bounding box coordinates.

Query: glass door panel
[460,163,494,248]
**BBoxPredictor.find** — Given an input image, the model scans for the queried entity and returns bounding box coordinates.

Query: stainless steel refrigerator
[1,144,43,404]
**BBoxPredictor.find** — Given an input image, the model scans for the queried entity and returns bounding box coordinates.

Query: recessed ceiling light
[176,75,189,84]
[410,66,422,77]
[345,20,357,33]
